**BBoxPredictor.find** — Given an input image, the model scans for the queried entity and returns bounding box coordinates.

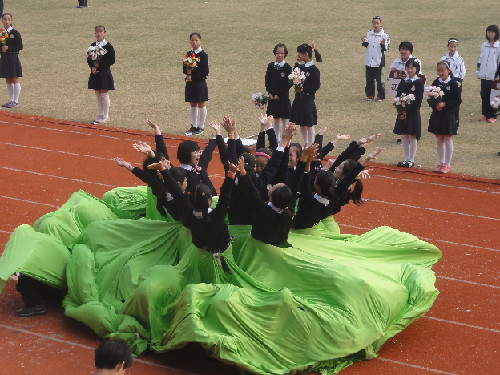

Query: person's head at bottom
[95,339,132,374]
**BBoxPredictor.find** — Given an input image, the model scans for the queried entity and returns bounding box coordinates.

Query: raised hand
[367,147,383,160]
[133,142,153,156]
[146,119,161,135]
[209,120,222,135]
[358,169,372,179]
[317,126,328,136]
[259,113,273,131]
[301,143,319,162]
[237,156,247,176]
[366,133,382,144]
[114,157,133,171]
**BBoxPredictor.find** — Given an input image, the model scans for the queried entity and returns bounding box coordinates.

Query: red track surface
[0,112,498,375]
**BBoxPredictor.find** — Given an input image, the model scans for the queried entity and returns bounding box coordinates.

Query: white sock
[101,92,110,119]
[12,83,21,103]
[7,83,14,102]
[95,91,103,118]
[198,106,207,129]
[300,126,308,146]
[408,135,417,162]
[307,126,315,147]
[443,136,454,166]
[273,118,282,142]
[401,134,410,161]
[190,107,198,127]
[436,135,445,164]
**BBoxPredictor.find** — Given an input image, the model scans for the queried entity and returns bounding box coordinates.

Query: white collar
[274,61,286,67]
[193,47,203,53]
[267,201,284,213]
[448,51,459,59]
[438,77,451,84]
[96,40,107,47]
[406,75,419,82]
[180,163,194,171]
[371,28,385,35]
[193,208,212,218]
[6,26,13,32]
[304,61,314,68]
[314,193,330,206]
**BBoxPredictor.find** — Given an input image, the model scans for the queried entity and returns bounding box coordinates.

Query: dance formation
[0,9,498,375]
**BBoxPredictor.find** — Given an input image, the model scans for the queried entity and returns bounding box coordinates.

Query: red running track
[0,112,498,375]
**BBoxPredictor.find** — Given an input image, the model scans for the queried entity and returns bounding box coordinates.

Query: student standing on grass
[441,38,466,130]
[184,33,209,136]
[87,25,115,125]
[477,24,500,123]
[428,61,461,174]
[0,13,23,109]
[390,41,422,76]
[361,16,390,101]
[265,43,293,142]
[290,43,322,147]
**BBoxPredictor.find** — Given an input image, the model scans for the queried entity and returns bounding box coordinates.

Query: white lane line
[0,167,115,188]
[422,316,500,334]
[0,323,194,374]
[437,276,499,289]
[0,195,59,208]
[370,199,500,221]
[373,173,500,194]
[376,357,458,375]
[340,223,500,253]
[0,229,13,234]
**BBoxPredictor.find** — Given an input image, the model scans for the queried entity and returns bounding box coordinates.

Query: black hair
[270,185,294,244]
[190,32,202,39]
[241,152,256,172]
[190,183,212,222]
[94,340,132,370]
[447,38,459,45]
[289,143,303,160]
[255,147,273,158]
[372,16,382,22]
[94,25,106,32]
[398,41,413,54]
[315,170,337,200]
[169,167,187,184]
[177,140,200,164]
[297,43,322,63]
[486,25,499,41]
[2,13,13,21]
[405,58,421,73]
[273,43,288,57]
[437,60,454,78]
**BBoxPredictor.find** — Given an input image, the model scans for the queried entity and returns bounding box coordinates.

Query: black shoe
[191,127,204,135]
[396,161,408,167]
[396,138,402,143]
[15,304,48,317]
[185,125,197,135]
[405,161,415,168]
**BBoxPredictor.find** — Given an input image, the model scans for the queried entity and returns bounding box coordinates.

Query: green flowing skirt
[0,187,442,375]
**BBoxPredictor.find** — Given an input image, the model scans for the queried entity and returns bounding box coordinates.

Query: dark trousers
[16,275,64,307]
[480,79,496,119]
[365,66,385,99]
[78,0,88,6]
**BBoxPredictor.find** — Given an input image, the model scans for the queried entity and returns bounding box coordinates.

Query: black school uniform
[184,49,209,102]
[0,27,23,78]
[265,61,293,118]
[87,41,115,90]
[183,177,234,252]
[393,77,424,140]
[290,62,321,127]
[428,78,462,135]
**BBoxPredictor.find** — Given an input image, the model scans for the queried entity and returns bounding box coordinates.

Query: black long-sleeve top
[265,62,293,97]
[159,168,185,221]
[87,42,115,69]
[396,78,424,108]
[428,78,462,110]
[183,177,234,252]
[3,28,22,54]
[293,62,321,97]
[183,50,209,81]
[256,127,278,150]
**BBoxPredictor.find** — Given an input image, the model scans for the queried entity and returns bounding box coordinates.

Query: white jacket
[441,52,466,80]
[363,28,390,67]
[477,41,500,80]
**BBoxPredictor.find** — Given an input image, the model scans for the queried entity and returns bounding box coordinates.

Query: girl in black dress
[428,61,462,174]
[290,43,322,146]
[184,33,209,136]
[265,43,293,142]
[0,13,23,108]
[87,25,115,124]
[393,58,424,167]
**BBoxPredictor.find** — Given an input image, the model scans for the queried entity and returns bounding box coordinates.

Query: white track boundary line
[0,322,460,375]
[0,323,194,374]
[376,357,458,375]
[437,276,499,289]
[423,316,500,334]
[0,195,59,208]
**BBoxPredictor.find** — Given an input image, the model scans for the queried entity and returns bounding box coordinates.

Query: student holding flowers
[427,61,461,174]
[0,13,23,108]
[393,58,424,168]
[183,32,209,136]
[290,43,322,147]
[87,25,115,125]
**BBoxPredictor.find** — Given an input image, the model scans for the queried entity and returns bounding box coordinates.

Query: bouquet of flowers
[392,93,416,116]
[87,45,107,62]
[491,96,500,115]
[0,28,9,45]
[288,67,306,93]
[251,92,269,109]
[424,86,445,107]
[183,52,199,74]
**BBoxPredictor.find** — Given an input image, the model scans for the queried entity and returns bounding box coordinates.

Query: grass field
[5,0,500,178]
